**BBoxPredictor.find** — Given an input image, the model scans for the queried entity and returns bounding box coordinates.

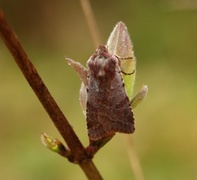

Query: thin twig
[79,0,101,47]
[0,9,102,180]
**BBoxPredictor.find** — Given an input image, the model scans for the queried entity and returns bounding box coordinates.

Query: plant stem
[0,9,102,180]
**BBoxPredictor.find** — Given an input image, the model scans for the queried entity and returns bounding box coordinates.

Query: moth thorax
[94,56,107,77]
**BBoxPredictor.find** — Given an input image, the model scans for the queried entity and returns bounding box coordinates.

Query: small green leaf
[107,21,136,100]
[66,58,88,114]
[131,85,148,109]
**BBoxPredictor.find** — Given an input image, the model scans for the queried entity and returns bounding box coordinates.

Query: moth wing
[99,69,135,134]
[87,104,115,140]
[87,63,135,141]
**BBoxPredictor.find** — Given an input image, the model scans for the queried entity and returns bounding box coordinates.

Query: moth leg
[66,58,88,86]
[115,55,134,61]
[131,84,148,109]
[121,69,135,75]
[117,56,135,75]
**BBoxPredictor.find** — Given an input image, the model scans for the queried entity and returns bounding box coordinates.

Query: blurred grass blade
[79,0,101,47]
[107,21,136,100]
[125,136,145,180]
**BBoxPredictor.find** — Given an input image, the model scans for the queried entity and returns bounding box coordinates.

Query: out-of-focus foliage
[0,0,197,179]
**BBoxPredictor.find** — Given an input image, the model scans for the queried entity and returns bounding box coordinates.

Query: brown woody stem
[0,9,102,180]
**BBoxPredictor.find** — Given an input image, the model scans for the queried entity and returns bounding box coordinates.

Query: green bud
[41,133,71,157]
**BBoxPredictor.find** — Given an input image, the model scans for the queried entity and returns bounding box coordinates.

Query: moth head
[87,45,119,78]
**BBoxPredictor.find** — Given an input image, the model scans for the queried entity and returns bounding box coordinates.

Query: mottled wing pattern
[86,45,135,141]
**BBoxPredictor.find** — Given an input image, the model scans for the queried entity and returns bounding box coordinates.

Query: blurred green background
[0,0,197,179]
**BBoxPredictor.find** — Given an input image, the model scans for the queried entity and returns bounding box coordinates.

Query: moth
[67,45,135,141]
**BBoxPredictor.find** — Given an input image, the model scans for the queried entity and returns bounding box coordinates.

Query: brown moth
[67,45,135,141]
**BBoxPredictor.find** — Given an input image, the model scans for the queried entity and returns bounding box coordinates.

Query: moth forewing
[86,45,135,141]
